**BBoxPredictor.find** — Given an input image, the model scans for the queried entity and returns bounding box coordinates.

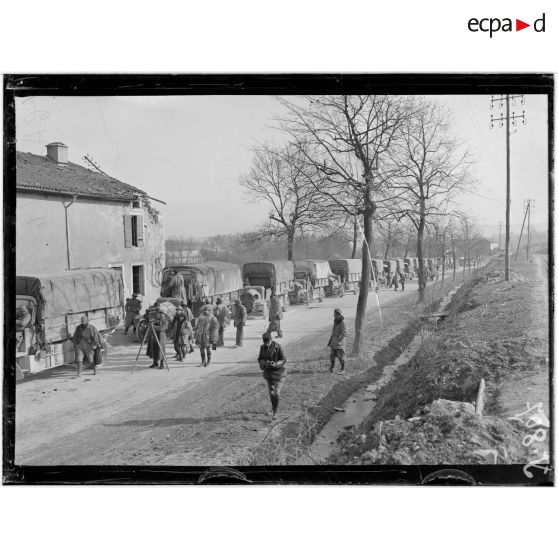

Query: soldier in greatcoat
[124,293,142,334]
[327,308,348,374]
[195,305,219,367]
[266,291,283,338]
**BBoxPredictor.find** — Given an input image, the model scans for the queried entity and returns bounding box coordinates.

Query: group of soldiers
[71,288,347,421]
[137,296,249,369]
[380,264,440,291]
[383,270,406,291]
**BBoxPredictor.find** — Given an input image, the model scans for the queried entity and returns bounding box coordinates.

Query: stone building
[16,142,165,306]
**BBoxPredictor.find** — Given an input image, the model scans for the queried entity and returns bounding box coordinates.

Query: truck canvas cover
[163,261,242,299]
[383,260,397,272]
[329,259,362,276]
[243,261,295,288]
[16,268,124,322]
[295,260,332,280]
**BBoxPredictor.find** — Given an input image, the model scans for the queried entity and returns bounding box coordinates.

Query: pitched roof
[16,151,147,201]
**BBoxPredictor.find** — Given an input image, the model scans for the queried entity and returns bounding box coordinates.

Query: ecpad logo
[468,13,546,37]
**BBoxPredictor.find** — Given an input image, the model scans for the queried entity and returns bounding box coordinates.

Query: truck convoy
[15,268,124,379]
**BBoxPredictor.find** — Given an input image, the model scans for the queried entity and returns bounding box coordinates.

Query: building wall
[16,191,165,307]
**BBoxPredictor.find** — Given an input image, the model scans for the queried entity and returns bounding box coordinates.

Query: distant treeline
[165,227,492,266]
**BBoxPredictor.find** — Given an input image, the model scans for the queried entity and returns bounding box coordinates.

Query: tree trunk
[351,217,358,259]
[441,238,446,290]
[416,216,426,303]
[287,229,295,261]
[452,236,456,282]
[352,202,374,356]
[463,241,466,279]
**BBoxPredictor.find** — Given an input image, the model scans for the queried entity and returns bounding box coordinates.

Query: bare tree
[459,213,480,276]
[429,215,458,289]
[375,214,410,259]
[392,99,474,302]
[279,95,413,355]
[239,143,328,260]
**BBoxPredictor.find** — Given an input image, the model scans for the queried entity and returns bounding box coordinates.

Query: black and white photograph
[3,75,553,484]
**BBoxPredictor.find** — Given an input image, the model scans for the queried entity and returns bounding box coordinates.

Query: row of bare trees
[239,95,477,354]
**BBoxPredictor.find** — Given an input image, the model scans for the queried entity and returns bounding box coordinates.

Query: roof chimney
[46,142,69,164]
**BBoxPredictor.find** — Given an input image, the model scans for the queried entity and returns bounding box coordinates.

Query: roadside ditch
[247,273,468,465]
[325,257,551,471]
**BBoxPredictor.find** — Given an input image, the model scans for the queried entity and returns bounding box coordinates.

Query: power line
[490,95,527,281]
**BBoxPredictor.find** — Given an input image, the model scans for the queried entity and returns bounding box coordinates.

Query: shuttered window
[124,214,144,248]
[136,215,144,248]
[123,215,132,248]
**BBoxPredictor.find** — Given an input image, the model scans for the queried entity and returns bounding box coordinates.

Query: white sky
[15,94,549,238]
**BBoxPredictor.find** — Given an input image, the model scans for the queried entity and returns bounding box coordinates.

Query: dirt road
[15,280,450,466]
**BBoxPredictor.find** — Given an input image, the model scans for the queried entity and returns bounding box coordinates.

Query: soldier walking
[398,270,406,291]
[171,305,193,361]
[195,305,219,367]
[72,315,103,377]
[214,297,229,347]
[327,308,348,374]
[232,299,247,348]
[258,332,287,419]
[266,291,283,338]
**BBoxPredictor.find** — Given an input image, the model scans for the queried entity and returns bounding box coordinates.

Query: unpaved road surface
[16,283,425,466]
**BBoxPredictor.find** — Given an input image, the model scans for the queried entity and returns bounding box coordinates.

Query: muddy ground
[15,271,465,466]
[330,254,551,470]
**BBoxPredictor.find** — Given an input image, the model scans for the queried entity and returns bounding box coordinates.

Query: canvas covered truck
[383,259,398,274]
[161,261,243,317]
[292,260,333,302]
[328,258,362,294]
[242,260,294,312]
[15,268,124,379]
[403,258,415,279]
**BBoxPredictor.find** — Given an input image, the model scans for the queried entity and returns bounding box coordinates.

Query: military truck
[15,268,124,379]
[161,261,243,316]
[242,260,294,311]
[328,258,362,294]
[293,259,333,302]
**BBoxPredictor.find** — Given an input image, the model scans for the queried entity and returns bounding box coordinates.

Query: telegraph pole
[490,95,526,281]
[525,198,535,260]
[498,220,502,254]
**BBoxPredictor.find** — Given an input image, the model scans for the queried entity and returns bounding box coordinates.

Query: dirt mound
[484,269,527,283]
[333,398,531,465]
[357,262,547,424]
